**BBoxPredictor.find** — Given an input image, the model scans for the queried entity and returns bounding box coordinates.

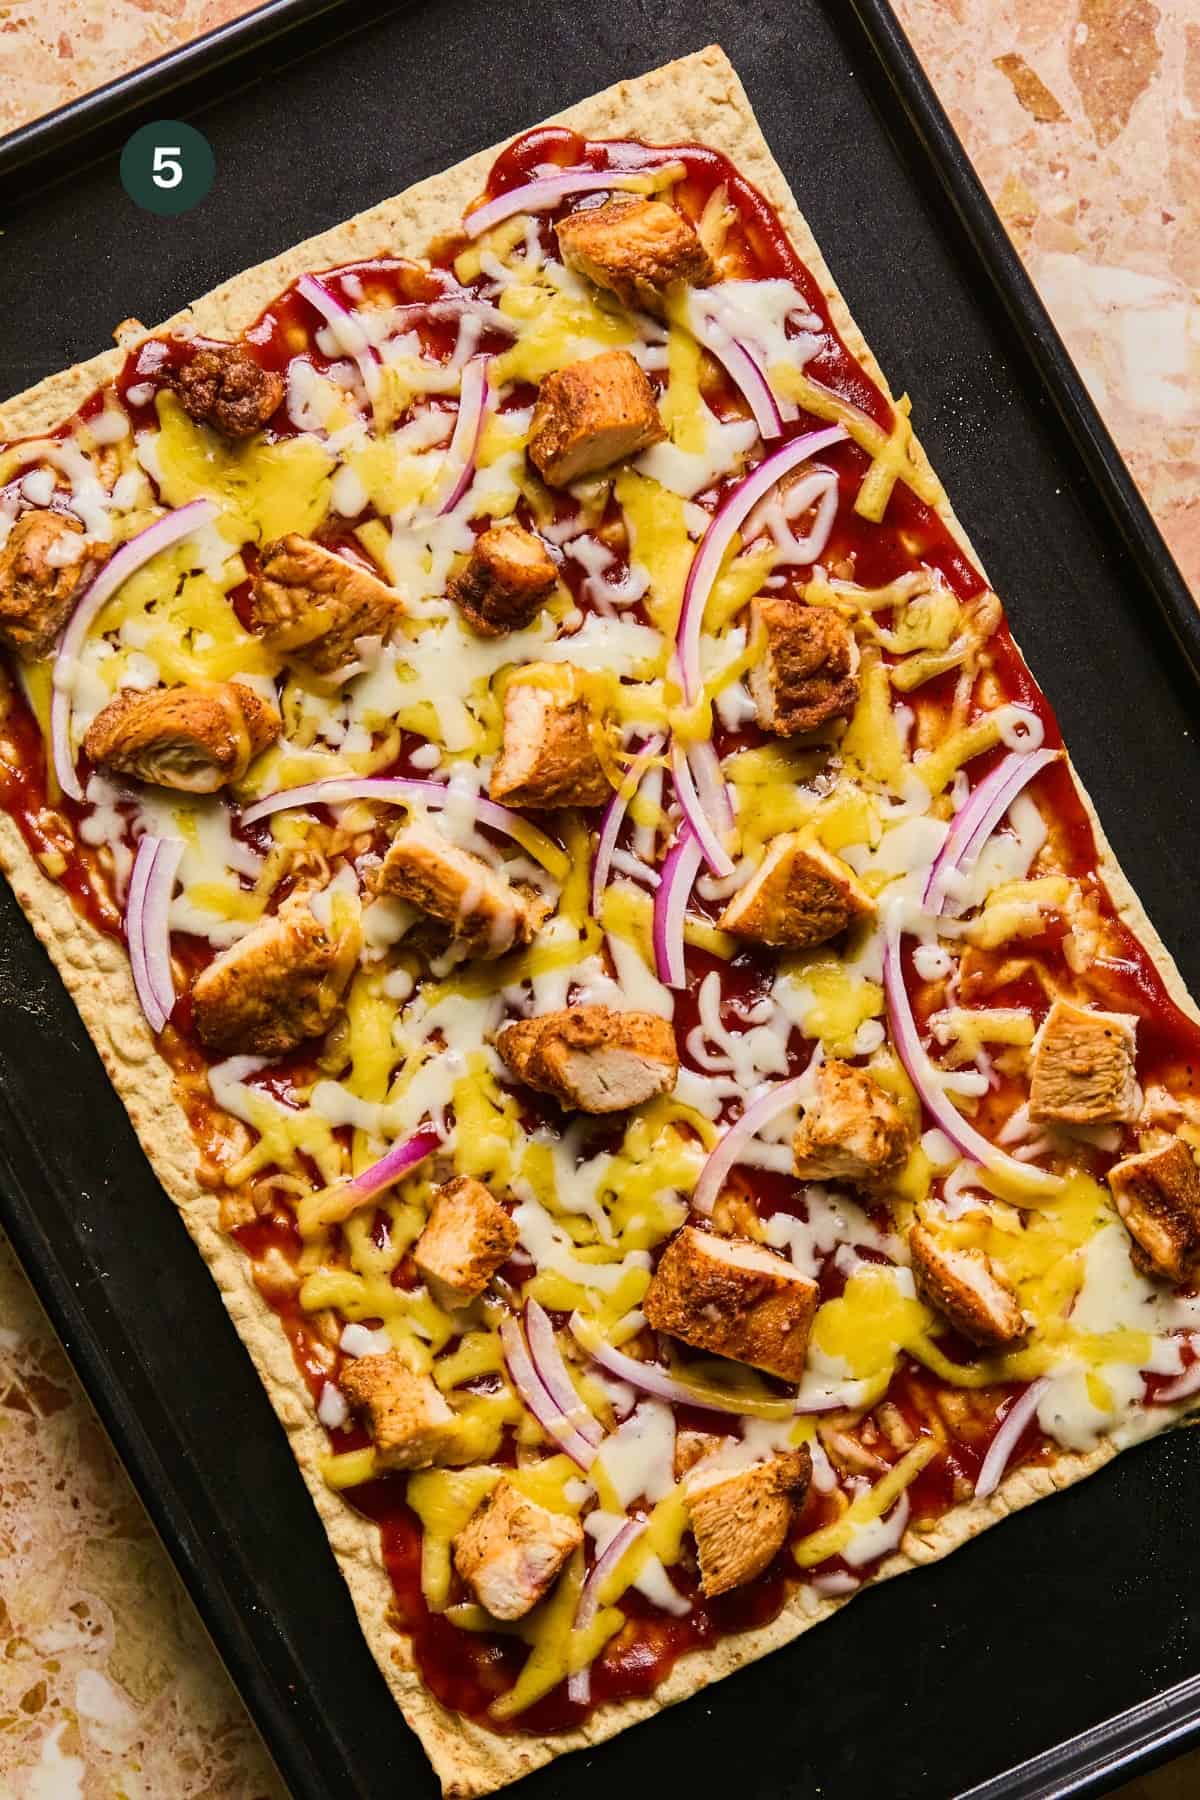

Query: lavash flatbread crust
[2,44,1197,1797]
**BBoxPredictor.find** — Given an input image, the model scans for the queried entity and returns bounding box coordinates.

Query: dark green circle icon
[120,121,215,217]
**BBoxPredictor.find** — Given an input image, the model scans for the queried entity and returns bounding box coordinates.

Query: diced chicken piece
[376,823,548,959]
[1108,1138,1200,1284]
[249,534,402,676]
[1028,998,1139,1127]
[718,835,875,950]
[686,1448,811,1597]
[171,341,284,439]
[489,663,610,810]
[0,509,90,659]
[908,1224,1029,1349]
[554,197,715,314]
[453,1477,583,1621]
[83,680,280,793]
[793,1059,912,1187]
[748,595,860,737]
[447,523,558,636]
[413,1176,518,1308]
[528,349,665,487]
[191,885,362,1056]
[673,1428,727,1482]
[340,1350,457,1470]
[496,1005,678,1115]
[643,1226,819,1382]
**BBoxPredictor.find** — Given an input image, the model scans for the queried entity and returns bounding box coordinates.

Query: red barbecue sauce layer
[2,127,1199,1733]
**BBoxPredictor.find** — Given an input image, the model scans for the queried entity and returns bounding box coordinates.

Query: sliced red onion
[438,357,491,515]
[974,1378,1050,1498]
[569,1313,792,1418]
[652,827,704,990]
[524,1299,605,1447]
[567,1518,645,1705]
[297,272,382,403]
[464,167,657,239]
[688,302,783,440]
[239,777,561,870]
[591,734,665,915]
[670,742,734,879]
[1154,1352,1200,1405]
[924,748,1059,916]
[51,499,218,801]
[499,1316,598,1469]
[675,425,847,704]
[346,1126,442,1205]
[883,914,1062,1200]
[126,835,183,1031]
[692,1070,817,1216]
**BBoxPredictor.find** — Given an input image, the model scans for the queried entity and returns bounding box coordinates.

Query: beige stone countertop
[1,1,1198,1795]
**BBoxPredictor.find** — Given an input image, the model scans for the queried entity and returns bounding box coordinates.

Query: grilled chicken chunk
[453,1478,583,1621]
[793,1059,912,1187]
[0,509,90,659]
[83,681,280,793]
[908,1224,1029,1349]
[528,350,665,487]
[489,663,610,810]
[644,1227,819,1382]
[191,886,361,1057]
[554,197,715,314]
[413,1176,518,1309]
[249,534,402,676]
[376,824,548,959]
[687,1448,811,1597]
[340,1350,457,1470]
[448,523,558,636]
[748,595,860,737]
[171,341,284,439]
[718,835,875,950]
[1108,1138,1200,1284]
[1029,999,1139,1127]
[496,1005,678,1114]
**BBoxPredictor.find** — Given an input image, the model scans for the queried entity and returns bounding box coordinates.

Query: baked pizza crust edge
[1,42,1196,1797]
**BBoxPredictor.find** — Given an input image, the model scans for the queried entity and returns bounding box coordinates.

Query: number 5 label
[152,146,184,190]
[121,122,215,217]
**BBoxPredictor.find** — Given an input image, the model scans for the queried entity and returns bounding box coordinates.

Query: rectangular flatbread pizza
[4,44,1200,1796]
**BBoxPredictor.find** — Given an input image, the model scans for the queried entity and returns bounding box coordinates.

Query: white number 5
[152,145,183,189]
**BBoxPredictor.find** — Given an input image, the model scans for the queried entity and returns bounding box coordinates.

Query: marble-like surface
[1,0,1198,1794]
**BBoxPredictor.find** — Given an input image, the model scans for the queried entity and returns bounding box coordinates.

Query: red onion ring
[346,1126,442,1205]
[126,835,182,1031]
[688,302,784,441]
[670,742,734,879]
[51,499,218,802]
[651,826,704,990]
[883,912,1062,1200]
[524,1300,605,1447]
[923,748,1059,916]
[238,776,565,876]
[463,164,666,239]
[499,1316,599,1469]
[692,1067,818,1216]
[567,1518,645,1705]
[974,1378,1050,1498]
[296,272,382,405]
[438,357,491,515]
[591,734,665,916]
[674,424,847,705]
[568,1313,794,1418]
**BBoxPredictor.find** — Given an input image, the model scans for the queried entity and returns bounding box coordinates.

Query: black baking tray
[2,3,1200,1797]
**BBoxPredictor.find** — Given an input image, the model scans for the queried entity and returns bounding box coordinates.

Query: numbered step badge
[121,121,215,216]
